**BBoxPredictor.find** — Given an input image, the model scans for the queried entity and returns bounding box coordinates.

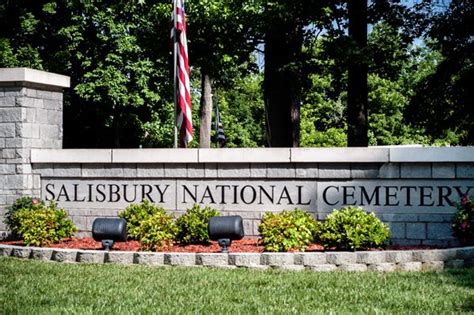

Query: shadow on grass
[445,268,474,312]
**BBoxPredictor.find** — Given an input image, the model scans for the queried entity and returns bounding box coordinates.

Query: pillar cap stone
[0,67,70,88]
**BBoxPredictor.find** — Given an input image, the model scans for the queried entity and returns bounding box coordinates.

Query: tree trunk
[199,70,213,148]
[347,0,369,147]
[264,20,302,147]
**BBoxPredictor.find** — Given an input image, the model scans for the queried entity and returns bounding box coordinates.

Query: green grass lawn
[1,257,473,314]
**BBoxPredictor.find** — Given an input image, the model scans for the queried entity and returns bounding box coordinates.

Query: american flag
[173,0,193,146]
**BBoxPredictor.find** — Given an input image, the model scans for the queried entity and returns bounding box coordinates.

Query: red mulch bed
[0,237,443,253]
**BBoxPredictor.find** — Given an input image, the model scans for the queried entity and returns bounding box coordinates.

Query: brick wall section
[27,160,474,246]
[0,68,69,238]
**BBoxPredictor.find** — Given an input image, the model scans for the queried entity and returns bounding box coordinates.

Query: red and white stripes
[174,0,193,146]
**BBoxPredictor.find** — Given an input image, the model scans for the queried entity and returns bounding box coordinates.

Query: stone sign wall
[28,147,474,247]
[1,68,474,247]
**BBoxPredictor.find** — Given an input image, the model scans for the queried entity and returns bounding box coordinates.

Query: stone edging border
[1,244,473,272]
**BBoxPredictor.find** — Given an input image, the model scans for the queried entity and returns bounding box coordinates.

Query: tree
[347,0,368,147]
[0,1,174,148]
[262,0,338,147]
[407,0,473,145]
[186,0,259,148]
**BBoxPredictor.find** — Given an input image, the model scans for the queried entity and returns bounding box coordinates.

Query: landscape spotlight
[208,215,244,253]
[92,218,127,251]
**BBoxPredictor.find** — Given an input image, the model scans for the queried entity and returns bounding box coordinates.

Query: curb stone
[165,253,196,266]
[106,251,135,264]
[12,246,31,258]
[196,253,229,266]
[306,264,338,272]
[1,245,473,272]
[134,252,165,265]
[52,249,78,263]
[398,262,422,271]
[368,263,397,272]
[31,248,53,261]
[77,250,105,264]
[338,264,368,272]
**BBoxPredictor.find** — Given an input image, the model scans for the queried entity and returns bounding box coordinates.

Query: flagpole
[173,0,178,148]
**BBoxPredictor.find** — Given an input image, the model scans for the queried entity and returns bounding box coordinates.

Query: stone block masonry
[0,68,69,239]
[1,244,473,272]
[1,68,474,246]
[24,152,474,244]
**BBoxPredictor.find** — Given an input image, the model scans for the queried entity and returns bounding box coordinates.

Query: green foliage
[13,202,76,247]
[318,206,390,251]
[258,209,320,252]
[215,74,266,147]
[118,200,166,240]
[176,204,220,245]
[452,194,474,246]
[4,196,45,235]
[407,0,474,145]
[137,212,177,251]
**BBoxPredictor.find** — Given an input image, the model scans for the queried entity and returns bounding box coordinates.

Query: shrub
[452,194,474,245]
[137,211,178,251]
[14,202,77,246]
[258,209,320,252]
[176,204,220,245]
[118,200,165,240]
[318,206,390,250]
[4,196,45,235]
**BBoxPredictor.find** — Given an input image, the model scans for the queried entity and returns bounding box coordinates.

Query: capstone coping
[0,67,70,88]
[29,146,474,164]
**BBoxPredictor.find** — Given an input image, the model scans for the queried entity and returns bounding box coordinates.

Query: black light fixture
[208,215,244,253]
[92,218,127,251]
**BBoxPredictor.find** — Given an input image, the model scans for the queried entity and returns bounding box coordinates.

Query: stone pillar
[0,68,69,238]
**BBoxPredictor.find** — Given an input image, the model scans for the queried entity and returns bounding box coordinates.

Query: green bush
[137,211,178,251]
[258,209,320,252]
[318,206,390,250]
[452,194,474,246]
[118,200,166,240]
[176,204,220,245]
[14,202,77,246]
[4,196,45,235]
